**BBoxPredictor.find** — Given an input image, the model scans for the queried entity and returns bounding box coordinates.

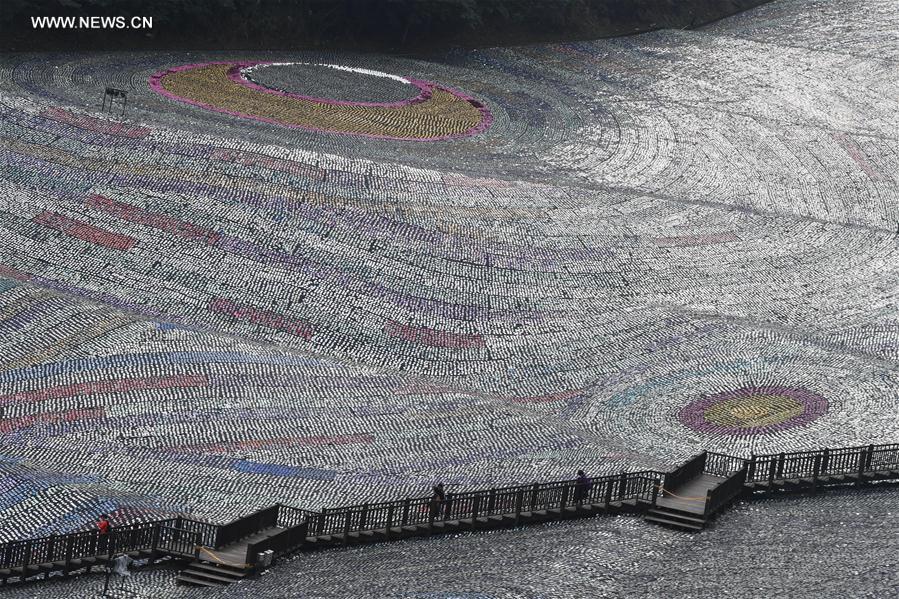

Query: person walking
[431,483,446,519]
[574,470,592,503]
[96,514,111,553]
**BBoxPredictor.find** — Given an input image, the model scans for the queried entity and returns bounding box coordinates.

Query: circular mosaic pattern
[149,61,492,141]
[244,62,422,104]
[679,386,829,436]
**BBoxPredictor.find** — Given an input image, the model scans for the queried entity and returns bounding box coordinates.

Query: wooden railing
[746,443,899,484]
[307,471,662,538]
[244,521,309,566]
[176,517,219,548]
[704,465,748,517]
[0,442,895,583]
[0,518,200,572]
[157,526,201,557]
[214,505,279,548]
[275,504,317,529]
[664,452,706,489]
[704,451,747,477]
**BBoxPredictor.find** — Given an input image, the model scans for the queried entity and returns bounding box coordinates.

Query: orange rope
[196,545,249,569]
[656,485,708,502]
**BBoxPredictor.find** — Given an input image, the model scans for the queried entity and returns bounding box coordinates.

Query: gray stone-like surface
[245,62,423,104]
[0,0,896,595]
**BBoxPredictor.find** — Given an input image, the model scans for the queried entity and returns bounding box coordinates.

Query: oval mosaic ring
[149,61,492,141]
[678,385,828,437]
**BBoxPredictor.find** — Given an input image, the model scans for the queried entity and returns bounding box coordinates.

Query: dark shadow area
[3,0,771,53]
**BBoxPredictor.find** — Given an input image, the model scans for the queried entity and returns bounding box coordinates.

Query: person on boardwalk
[430,483,446,520]
[574,470,592,503]
[97,514,111,553]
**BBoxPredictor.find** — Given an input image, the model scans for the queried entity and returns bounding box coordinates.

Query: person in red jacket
[97,514,111,553]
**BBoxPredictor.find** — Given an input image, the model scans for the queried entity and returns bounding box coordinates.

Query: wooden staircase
[176,525,284,587]
[642,453,747,533]
[644,505,706,531]
[176,561,249,587]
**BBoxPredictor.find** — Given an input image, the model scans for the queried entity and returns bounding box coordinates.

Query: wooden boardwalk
[656,474,726,515]
[1,443,896,588]
[196,528,284,567]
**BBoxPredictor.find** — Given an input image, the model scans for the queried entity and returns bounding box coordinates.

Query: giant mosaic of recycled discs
[149,61,492,140]
[0,0,898,595]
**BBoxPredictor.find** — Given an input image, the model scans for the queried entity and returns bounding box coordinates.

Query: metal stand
[102,87,128,116]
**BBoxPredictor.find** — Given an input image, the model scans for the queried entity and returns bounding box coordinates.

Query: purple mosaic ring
[678,385,828,437]
[148,61,492,141]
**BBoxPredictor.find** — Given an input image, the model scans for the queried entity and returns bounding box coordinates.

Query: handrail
[704,451,747,477]
[306,472,662,537]
[244,521,309,565]
[0,442,895,577]
[704,465,748,518]
[214,505,279,548]
[746,443,899,483]
[664,452,706,489]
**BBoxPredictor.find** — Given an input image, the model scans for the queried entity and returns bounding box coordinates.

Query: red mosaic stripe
[385,321,485,348]
[86,194,220,244]
[41,107,151,139]
[0,407,104,433]
[0,374,209,406]
[33,211,137,251]
[209,297,313,339]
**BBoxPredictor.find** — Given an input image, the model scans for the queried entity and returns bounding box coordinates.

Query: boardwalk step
[176,573,227,587]
[646,509,706,525]
[188,562,247,578]
[651,504,705,519]
[181,568,243,585]
[644,515,704,531]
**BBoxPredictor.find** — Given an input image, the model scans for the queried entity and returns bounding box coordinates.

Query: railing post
[856,447,867,486]
[651,478,660,507]
[775,453,786,479]
[865,444,875,470]
[618,471,628,500]
[604,479,614,506]
[47,534,57,563]
[317,508,326,535]
[401,498,411,526]
[428,496,442,536]
[385,505,395,539]
[487,489,496,515]
[560,484,569,509]
[64,534,75,575]
[472,495,481,521]
[821,448,830,475]
[514,489,524,525]
[812,454,822,493]
[747,454,757,481]
[359,504,369,531]
[342,511,352,545]
[23,540,31,567]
